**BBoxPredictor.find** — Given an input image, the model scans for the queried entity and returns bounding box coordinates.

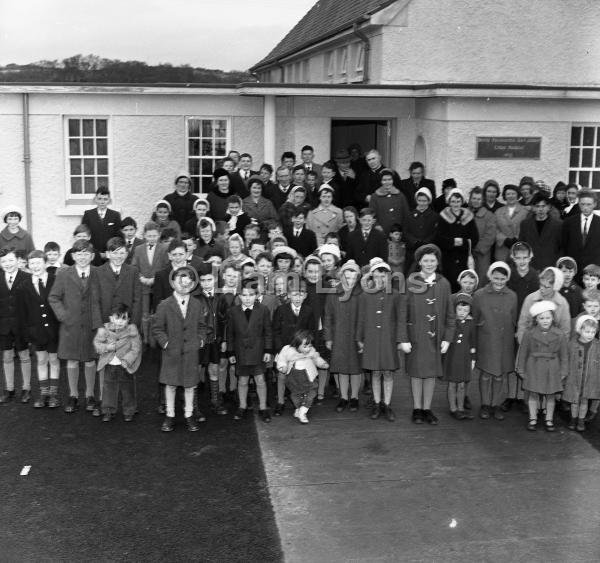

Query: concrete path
[257,381,600,562]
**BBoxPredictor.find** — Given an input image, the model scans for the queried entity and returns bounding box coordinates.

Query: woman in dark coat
[207,169,236,222]
[356,258,407,422]
[482,179,504,213]
[436,188,479,292]
[323,260,362,413]
[403,186,438,273]
[404,244,455,425]
[472,261,518,421]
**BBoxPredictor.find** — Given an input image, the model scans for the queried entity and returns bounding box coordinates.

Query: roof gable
[251,0,399,71]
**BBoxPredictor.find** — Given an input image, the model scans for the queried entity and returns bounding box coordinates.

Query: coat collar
[440,206,474,225]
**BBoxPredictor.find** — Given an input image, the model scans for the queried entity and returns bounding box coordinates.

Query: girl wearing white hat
[516,300,568,431]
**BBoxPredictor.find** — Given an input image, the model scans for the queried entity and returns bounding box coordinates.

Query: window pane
[592,171,600,190]
[83,159,95,174]
[70,159,82,175]
[69,139,80,155]
[202,139,214,155]
[215,121,227,137]
[83,139,95,155]
[71,177,82,194]
[82,119,94,137]
[201,120,213,137]
[596,149,600,168]
[191,177,200,193]
[97,176,109,189]
[583,127,595,146]
[202,159,214,175]
[189,139,200,156]
[570,148,580,167]
[571,126,581,146]
[201,176,213,192]
[189,159,200,175]
[569,170,577,183]
[579,171,590,187]
[68,119,80,137]
[96,120,107,136]
[188,119,200,137]
[215,140,226,156]
[96,139,107,155]
[84,177,96,194]
[582,148,594,168]
[97,158,108,175]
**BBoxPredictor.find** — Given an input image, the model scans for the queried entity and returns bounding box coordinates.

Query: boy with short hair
[0,247,32,403]
[225,195,251,237]
[82,186,122,260]
[557,256,584,319]
[582,263,600,290]
[227,279,272,422]
[248,240,267,260]
[17,250,60,408]
[244,223,261,252]
[48,239,99,413]
[152,266,208,432]
[43,242,62,275]
[272,278,316,415]
[94,303,142,421]
[507,242,539,312]
[120,217,143,264]
[63,224,103,267]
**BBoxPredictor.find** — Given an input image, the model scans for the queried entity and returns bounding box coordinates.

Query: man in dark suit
[162,171,198,232]
[269,166,294,210]
[346,208,388,267]
[518,193,562,270]
[399,161,437,207]
[356,150,400,208]
[81,187,122,259]
[300,145,322,180]
[228,153,257,199]
[285,209,318,258]
[562,189,600,274]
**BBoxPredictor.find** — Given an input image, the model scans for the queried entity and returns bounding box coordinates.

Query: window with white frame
[67,117,109,197]
[569,125,600,190]
[187,118,229,193]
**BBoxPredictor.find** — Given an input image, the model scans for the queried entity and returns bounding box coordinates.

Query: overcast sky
[0,0,317,70]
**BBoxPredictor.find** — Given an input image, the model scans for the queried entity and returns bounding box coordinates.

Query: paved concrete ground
[258,380,600,563]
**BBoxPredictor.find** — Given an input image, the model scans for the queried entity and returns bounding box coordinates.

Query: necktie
[244,308,252,321]
[295,230,300,237]
[81,272,86,280]
[8,275,13,289]
[584,217,589,240]
[127,241,132,250]
[363,231,369,240]
[38,278,44,293]
[148,244,154,250]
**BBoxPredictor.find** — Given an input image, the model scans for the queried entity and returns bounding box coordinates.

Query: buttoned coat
[472,283,518,375]
[16,273,59,348]
[356,286,406,371]
[306,205,344,246]
[152,295,207,387]
[131,242,170,296]
[516,325,568,395]
[563,338,600,402]
[323,287,362,374]
[494,203,530,262]
[227,303,273,366]
[48,266,99,361]
[345,227,389,267]
[82,207,122,254]
[0,269,31,338]
[242,195,279,225]
[368,186,410,234]
[272,302,316,353]
[92,262,142,329]
[471,206,497,282]
[405,273,455,378]
[0,226,35,254]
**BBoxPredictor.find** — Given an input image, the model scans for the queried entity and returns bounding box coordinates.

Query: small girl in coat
[516,300,568,432]
[277,329,329,424]
[563,315,600,432]
[442,293,475,420]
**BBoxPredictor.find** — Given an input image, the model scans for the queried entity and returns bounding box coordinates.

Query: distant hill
[0,54,255,83]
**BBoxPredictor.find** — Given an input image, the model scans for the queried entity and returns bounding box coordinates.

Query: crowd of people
[1,143,600,434]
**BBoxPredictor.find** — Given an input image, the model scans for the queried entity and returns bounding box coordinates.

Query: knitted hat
[303,255,323,272]
[414,243,442,264]
[338,259,360,278]
[529,300,556,318]
[445,187,464,204]
[174,170,192,185]
[272,245,297,260]
[317,243,341,261]
[154,199,172,212]
[487,261,511,280]
[575,314,598,335]
[415,186,433,203]
[540,267,564,292]
[454,292,473,306]
[194,197,210,211]
[368,257,391,275]
[457,268,479,287]
[213,168,229,181]
[556,256,577,273]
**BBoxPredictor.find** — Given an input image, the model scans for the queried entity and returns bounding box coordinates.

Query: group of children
[2,182,600,436]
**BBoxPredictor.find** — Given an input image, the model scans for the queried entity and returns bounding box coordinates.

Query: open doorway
[331,119,391,164]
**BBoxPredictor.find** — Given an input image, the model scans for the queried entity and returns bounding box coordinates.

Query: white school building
[1,0,600,249]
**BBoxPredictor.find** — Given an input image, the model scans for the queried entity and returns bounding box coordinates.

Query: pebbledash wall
[1,84,600,251]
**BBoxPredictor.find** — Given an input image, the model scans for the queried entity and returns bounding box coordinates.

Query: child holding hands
[277,329,329,424]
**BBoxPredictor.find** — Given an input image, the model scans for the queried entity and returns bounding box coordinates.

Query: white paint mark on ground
[20,465,31,476]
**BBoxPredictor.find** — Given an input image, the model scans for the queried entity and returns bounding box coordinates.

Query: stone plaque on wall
[476,137,541,159]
